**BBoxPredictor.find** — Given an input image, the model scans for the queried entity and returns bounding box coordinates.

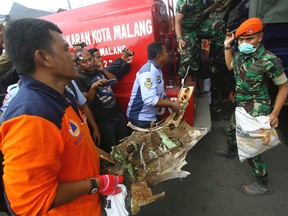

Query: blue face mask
[238,43,257,54]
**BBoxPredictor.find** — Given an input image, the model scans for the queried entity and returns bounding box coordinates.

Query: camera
[123,48,134,57]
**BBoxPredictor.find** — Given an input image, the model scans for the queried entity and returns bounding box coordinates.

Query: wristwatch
[89,178,98,194]
[177,36,183,42]
[224,46,231,50]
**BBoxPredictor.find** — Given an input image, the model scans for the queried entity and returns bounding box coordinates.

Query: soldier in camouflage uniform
[218,18,288,195]
[175,0,226,82]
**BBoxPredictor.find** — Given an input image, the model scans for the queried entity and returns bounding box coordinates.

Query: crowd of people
[0,16,181,214]
[0,0,287,215]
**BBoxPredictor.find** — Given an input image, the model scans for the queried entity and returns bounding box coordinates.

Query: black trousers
[97,112,127,152]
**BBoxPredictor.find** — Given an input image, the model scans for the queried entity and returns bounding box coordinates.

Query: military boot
[241,174,272,196]
[216,149,238,159]
[216,144,238,159]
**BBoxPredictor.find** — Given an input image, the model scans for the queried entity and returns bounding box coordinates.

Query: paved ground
[1,103,287,216]
[137,103,288,216]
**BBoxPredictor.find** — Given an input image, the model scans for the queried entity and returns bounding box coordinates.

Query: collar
[20,75,68,101]
[148,60,160,69]
[255,44,265,58]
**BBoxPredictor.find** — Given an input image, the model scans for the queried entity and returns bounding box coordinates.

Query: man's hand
[224,32,235,47]
[122,48,134,63]
[122,48,134,58]
[178,39,186,52]
[96,174,124,195]
[92,127,101,146]
[95,59,104,71]
[171,101,181,114]
[156,98,181,114]
[267,113,279,128]
[125,56,134,64]
[215,0,231,12]
[91,79,108,89]
[203,0,224,16]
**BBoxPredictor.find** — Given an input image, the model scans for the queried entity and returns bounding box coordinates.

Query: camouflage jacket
[176,0,215,30]
[231,44,285,116]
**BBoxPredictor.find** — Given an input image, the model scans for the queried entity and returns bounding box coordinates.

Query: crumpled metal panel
[131,181,165,215]
[105,86,208,215]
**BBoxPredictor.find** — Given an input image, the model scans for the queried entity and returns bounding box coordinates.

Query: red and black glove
[96,174,124,195]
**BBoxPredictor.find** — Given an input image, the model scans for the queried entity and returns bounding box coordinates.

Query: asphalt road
[137,103,288,216]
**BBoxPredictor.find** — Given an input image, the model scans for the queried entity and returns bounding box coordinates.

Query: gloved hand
[96,174,124,195]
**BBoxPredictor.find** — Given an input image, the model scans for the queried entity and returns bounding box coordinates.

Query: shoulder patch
[144,78,152,89]
[157,75,161,83]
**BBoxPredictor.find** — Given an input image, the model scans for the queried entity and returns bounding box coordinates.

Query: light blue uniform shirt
[126,60,166,122]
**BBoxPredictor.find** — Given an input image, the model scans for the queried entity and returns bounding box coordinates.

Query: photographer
[89,47,134,79]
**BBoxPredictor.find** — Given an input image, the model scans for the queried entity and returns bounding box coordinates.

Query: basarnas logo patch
[68,119,80,137]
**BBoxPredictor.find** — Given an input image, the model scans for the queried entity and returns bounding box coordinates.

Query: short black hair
[4,18,62,75]
[88,48,99,57]
[73,41,87,48]
[147,41,164,60]
[75,48,92,64]
[76,48,89,57]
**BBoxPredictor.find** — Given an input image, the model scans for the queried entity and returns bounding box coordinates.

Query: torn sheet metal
[131,181,165,215]
[104,86,208,215]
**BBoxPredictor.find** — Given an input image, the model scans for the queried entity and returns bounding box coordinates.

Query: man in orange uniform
[0,18,123,215]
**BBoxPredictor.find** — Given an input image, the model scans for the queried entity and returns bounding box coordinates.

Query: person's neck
[32,72,69,94]
[151,59,162,68]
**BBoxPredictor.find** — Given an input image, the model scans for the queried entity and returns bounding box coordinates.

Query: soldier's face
[238,32,263,47]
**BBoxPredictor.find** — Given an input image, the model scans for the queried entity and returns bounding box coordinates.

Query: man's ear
[156,53,162,61]
[258,32,264,43]
[34,50,51,66]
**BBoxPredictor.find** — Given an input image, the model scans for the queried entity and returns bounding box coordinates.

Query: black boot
[241,174,272,196]
[216,149,238,159]
[216,144,238,159]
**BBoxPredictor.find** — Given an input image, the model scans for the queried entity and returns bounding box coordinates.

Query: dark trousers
[98,112,127,152]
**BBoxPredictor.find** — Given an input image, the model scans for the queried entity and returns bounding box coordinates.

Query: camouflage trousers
[227,112,268,177]
[178,18,226,79]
